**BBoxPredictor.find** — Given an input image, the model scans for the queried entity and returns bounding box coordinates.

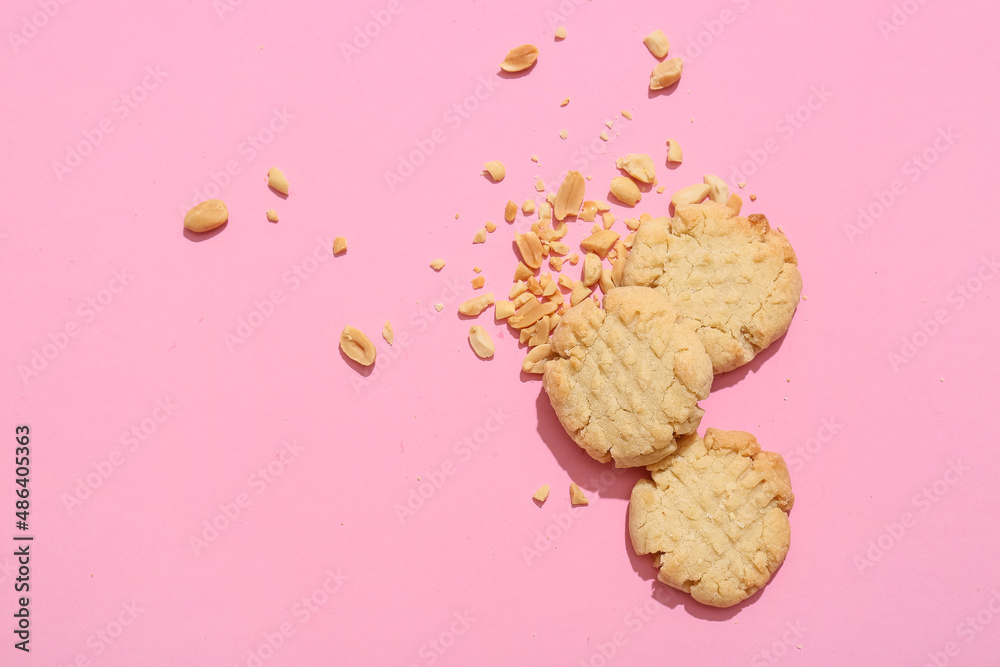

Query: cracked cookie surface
[622,202,802,374]
[629,429,794,607]
[542,287,712,468]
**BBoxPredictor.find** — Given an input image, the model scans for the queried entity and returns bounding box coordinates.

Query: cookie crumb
[569,483,589,505]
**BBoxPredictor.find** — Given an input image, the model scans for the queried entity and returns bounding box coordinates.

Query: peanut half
[501,44,539,72]
[267,167,289,195]
[468,326,495,359]
[459,293,495,317]
[671,183,711,206]
[505,200,518,222]
[340,326,376,367]
[183,199,229,233]
[609,176,641,207]
[515,232,544,269]
[704,174,729,204]
[483,161,506,182]
[666,138,683,163]
[649,58,683,90]
[554,170,585,221]
[522,343,555,373]
[616,154,656,184]
[643,29,670,59]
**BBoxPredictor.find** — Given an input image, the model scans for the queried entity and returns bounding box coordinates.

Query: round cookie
[542,286,713,468]
[629,429,794,608]
[622,201,802,374]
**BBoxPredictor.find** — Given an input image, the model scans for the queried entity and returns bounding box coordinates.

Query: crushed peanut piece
[474,266,482,273]
[666,138,683,163]
[595,201,611,213]
[599,269,614,295]
[649,58,683,90]
[602,212,615,229]
[581,230,620,257]
[472,276,485,289]
[727,193,744,215]
[560,97,570,107]
[538,202,552,220]
[623,233,635,249]
[435,303,444,312]
[484,221,497,233]
[549,241,569,256]
[570,281,593,306]
[483,161,505,182]
[468,326,495,359]
[340,326,376,367]
[555,26,567,40]
[609,176,641,207]
[533,485,550,503]
[549,256,564,271]
[582,253,602,287]
[671,183,710,206]
[513,262,534,281]
[382,321,394,345]
[527,276,543,296]
[703,174,729,205]
[495,300,516,320]
[508,296,559,329]
[599,131,609,141]
[557,274,575,291]
[513,292,533,308]
[267,167,289,195]
[569,482,589,505]
[531,155,540,163]
[621,109,633,120]
[580,200,598,222]
[458,293,495,316]
[510,281,528,299]
[430,258,446,271]
[656,185,666,194]
[624,217,640,231]
[616,153,656,183]
[611,256,626,286]
[738,181,747,189]
[643,29,670,59]
[266,209,279,222]
[534,179,545,192]
[522,344,554,374]
[504,200,518,222]
[473,228,488,244]
[522,199,536,215]
[554,170,585,221]
[568,253,580,265]
[528,316,551,346]
[750,194,758,201]
[333,237,348,255]
[500,44,539,72]
[559,129,568,140]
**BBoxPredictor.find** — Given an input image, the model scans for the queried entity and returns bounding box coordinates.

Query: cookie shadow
[624,509,786,620]
[533,389,638,500]
[709,332,788,392]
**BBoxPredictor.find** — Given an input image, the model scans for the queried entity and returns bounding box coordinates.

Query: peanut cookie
[542,287,712,468]
[629,429,794,607]
[622,202,802,374]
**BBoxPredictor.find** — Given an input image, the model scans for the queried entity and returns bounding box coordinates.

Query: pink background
[3,0,999,664]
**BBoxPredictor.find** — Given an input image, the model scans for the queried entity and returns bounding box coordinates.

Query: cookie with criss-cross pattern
[629,428,794,607]
[622,201,802,374]
[542,286,713,468]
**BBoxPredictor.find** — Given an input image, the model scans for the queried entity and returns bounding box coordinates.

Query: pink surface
[2,0,999,664]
